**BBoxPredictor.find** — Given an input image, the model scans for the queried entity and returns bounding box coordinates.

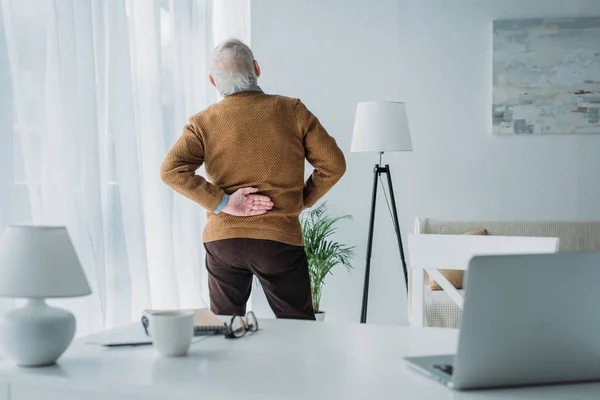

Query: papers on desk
[84,323,153,347]
[84,308,225,347]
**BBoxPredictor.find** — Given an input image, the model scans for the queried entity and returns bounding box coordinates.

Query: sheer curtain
[0,0,250,335]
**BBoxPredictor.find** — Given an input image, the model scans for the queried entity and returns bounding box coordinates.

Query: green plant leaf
[301,202,356,314]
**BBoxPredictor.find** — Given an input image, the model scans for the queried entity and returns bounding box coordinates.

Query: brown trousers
[204,238,315,320]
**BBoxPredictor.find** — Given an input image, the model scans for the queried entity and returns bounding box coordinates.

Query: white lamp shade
[351,102,413,153]
[0,226,91,298]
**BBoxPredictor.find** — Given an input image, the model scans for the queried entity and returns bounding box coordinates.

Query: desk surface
[1,319,599,400]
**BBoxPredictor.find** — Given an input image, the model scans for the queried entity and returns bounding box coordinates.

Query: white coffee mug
[147,311,194,357]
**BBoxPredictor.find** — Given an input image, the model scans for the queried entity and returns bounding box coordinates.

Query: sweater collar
[224,85,263,96]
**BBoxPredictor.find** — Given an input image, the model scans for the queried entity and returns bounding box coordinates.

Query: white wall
[251,0,600,325]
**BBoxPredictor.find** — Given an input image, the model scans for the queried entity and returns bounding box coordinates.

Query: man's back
[162,90,346,246]
[161,38,345,320]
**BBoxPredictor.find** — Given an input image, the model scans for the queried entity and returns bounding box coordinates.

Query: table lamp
[0,226,91,367]
[351,101,413,324]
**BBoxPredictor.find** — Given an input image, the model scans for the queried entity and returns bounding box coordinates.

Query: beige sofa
[413,218,600,328]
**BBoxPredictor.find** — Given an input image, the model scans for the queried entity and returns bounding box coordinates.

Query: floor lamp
[351,102,413,324]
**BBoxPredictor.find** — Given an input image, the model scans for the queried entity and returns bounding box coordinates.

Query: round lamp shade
[351,102,413,153]
[0,226,91,298]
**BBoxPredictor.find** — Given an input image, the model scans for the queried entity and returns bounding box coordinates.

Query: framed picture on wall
[492,18,600,135]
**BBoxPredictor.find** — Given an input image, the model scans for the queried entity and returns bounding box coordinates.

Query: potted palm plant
[301,203,356,321]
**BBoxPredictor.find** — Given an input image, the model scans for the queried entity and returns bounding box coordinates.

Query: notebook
[84,308,227,347]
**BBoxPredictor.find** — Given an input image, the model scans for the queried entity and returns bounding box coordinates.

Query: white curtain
[0,0,250,335]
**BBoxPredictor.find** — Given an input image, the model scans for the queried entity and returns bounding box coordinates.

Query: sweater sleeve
[160,121,226,212]
[296,100,346,208]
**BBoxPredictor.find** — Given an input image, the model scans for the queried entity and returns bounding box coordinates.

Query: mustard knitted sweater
[161,91,346,246]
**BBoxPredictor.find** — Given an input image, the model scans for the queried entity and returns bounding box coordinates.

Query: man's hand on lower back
[221,187,274,217]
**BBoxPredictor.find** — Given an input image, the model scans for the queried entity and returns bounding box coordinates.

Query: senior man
[161,39,346,320]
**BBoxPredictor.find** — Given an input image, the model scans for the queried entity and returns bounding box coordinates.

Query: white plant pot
[315,311,326,322]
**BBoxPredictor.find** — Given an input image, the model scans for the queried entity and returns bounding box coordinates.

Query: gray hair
[209,39,257,96]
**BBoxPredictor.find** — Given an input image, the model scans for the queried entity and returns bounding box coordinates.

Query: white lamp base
[0,299,76,367]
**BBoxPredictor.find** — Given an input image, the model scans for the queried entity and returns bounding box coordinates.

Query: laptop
[405,252,600,390]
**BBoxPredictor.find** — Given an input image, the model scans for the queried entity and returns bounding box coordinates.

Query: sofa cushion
[428,229,488,290]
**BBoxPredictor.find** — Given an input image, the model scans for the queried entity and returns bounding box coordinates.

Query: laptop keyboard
[433,364,454,375]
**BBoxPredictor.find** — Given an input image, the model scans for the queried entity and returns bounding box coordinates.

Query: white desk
[0,319,598,400]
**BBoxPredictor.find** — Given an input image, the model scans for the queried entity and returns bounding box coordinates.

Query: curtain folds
[0,0,250,335]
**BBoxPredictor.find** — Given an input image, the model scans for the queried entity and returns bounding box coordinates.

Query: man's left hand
[222,187,274,217]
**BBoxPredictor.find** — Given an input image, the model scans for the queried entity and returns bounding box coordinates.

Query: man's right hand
[222,187,274,217]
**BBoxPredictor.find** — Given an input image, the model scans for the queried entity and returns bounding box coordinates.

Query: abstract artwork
[492,18,600,135]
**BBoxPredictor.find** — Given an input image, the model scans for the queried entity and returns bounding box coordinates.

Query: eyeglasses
[225,311,259,339]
